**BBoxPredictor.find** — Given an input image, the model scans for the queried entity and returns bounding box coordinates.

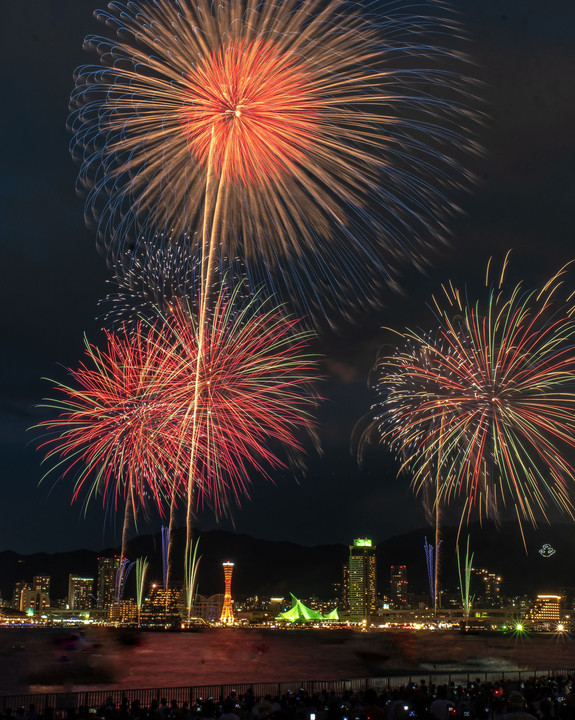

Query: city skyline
[2,0,575,556]
[0,522,572,606]
[2,533,572,635]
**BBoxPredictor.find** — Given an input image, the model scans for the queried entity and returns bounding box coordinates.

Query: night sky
[2,0,575,555]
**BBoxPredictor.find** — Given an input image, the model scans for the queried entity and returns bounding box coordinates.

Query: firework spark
[361,258,575,527]
[160,287,319,517]
[70,0,476,318]
[100,241,250,332]
[36,285,318,524]
[36,326,189,519]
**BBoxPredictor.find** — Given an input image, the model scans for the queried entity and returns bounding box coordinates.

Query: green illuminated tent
[276,594,339,623]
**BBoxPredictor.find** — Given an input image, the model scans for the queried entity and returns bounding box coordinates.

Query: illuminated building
[390,565,408,608]
[140,584,183,628]
[348,538,377,621]
[15,576,51,615]
[191,593,225,622]
[96,556,120,610]
[33,576,51,614]
[269,597,285,617]
[68,575,94,611]
[341,564,350,611]
[526,594,562,630]
[18,585,34,614]
[109,600,138,625]
[12,582,29,611]
[219,561,235,624]
[473,568,502,607]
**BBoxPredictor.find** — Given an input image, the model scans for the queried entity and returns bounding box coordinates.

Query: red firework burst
[162,290,319,516]
[36,287,318,518]
[36,327,189,515]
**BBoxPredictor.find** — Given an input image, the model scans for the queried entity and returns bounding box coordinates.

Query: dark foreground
[1,673,574,720]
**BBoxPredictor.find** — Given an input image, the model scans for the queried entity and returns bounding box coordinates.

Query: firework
[100,241,251,332]
[36,284,318,533]
[115,558,135,602]
[160,286,319,518]
[70,0,476,318]
[423,536,441,609]
[36,326,189,521]
[456,535,474,622]
[135,556,149,626]
[161,526,170,590]
[100,241,202,331]
[362,258,575,527]
[185,538,201,622]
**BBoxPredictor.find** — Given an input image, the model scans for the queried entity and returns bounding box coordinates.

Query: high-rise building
[348,538,377,621]
[341,564,350,611]
[219,561,235,624]
[68,575,94,611]
[97,556,120,610]
[33,576,51,614]
[12,581,28,612]
[473,568,502,607]
[390,565,408,608]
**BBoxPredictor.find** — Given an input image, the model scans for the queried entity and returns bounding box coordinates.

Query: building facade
[140,584,183,628]
[390,565,408,608]
[473,568,502,607]
[97,556,120,610]
[68,575,94,611]
[348,538,377,621]
[526,594,562,630]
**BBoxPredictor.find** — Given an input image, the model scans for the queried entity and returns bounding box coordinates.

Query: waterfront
[2,628,575,695]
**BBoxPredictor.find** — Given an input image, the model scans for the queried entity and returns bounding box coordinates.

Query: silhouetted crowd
[2,676,575,720]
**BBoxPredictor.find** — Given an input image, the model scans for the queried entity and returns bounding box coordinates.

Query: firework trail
[161,526,170,590]
[70,0,477,320]
[185,538,201,622]
[424,536,441,610]
[456,535,474,622]
[361,257,575,531]
[135,556,149,627]
[115,557,135,603]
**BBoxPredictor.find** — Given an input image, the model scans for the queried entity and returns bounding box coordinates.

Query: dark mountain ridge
[1,522,573,603]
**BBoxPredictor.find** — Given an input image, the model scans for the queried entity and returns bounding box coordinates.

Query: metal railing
[2,668,575,716]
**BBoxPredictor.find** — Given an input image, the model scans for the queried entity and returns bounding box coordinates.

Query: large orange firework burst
[180,37,318,186]
[70,0,477,318]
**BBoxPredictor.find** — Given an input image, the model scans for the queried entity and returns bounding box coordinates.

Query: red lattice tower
[219,561,235,625]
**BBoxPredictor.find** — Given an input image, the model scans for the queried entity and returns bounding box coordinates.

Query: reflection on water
[0,628,380,694]
[1,627,567,696]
